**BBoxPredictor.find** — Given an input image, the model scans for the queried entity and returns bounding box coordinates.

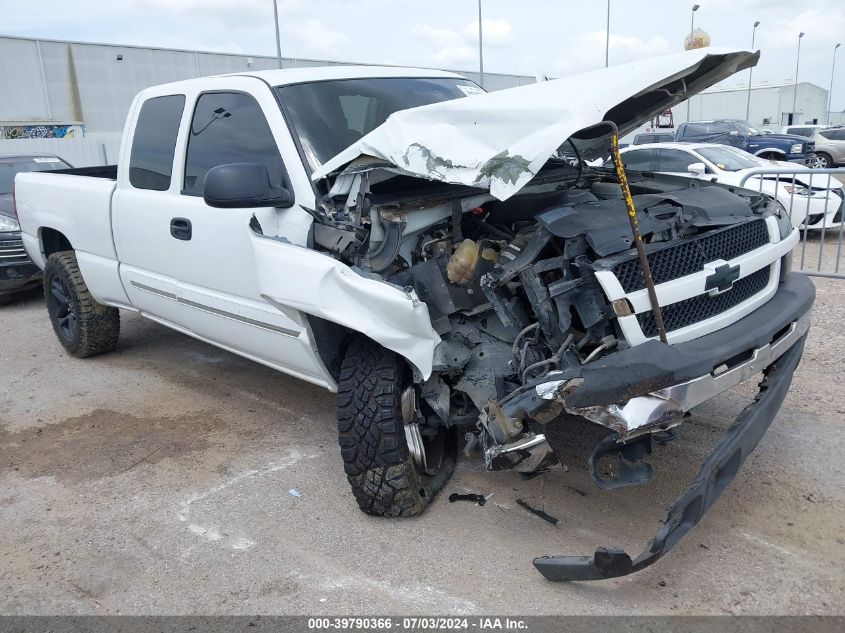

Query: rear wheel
[336,337,456,517]
[44,251,120,358]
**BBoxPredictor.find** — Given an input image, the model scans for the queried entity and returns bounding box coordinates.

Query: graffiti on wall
[0,124,83,140]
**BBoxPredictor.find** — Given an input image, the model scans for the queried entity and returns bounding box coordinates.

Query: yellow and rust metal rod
[606,121,668,343]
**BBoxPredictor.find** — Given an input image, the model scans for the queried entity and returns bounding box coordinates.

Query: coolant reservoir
[447,239,479,285]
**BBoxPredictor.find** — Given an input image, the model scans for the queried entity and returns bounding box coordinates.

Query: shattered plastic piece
[449,493,486,506]
[516,498,559,525]
[288,488,302,498]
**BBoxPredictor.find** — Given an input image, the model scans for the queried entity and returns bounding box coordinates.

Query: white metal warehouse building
[680,81,831,128]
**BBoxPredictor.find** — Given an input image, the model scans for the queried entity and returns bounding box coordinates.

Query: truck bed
[15,170,118,271]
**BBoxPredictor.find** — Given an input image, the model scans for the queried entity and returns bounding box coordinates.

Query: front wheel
[44,251,120,358]
[336,337,456,517]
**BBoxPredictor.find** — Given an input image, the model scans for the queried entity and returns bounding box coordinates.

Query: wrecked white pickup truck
[15,48,814,581]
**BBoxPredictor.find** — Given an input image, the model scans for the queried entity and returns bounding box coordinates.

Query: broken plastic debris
[516,498,559,525]
[288,488,302,498]
[449,492,486,506]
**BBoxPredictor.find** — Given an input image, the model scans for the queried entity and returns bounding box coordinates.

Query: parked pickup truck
[675,119,819,166]
[15,49,815,582]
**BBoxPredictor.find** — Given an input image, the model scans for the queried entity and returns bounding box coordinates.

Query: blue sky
[2,0,844,110]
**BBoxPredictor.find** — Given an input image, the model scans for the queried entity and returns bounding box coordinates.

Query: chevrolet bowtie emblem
[705,263,741,294]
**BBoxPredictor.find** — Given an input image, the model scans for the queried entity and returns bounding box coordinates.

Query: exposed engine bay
[304,147,786,489]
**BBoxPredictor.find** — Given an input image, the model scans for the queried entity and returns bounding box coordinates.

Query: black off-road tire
[43,251,120,358]
[337,337,456,517]
[0,293,13,307]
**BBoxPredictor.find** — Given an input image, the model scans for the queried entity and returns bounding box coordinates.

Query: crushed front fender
[533,332,807,581]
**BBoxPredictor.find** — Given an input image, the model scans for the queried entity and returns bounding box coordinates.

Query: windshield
[276,77,484,171]
[733,120,762,136]
[0,157,70,194]
[697,146,759,171]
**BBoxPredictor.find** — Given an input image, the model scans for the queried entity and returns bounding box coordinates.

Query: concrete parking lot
[1,242,844,615]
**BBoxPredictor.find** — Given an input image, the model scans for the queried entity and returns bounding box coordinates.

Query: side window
[621,150,655,171]
[183,92,287,196]
[659,149,696,172]
[830,129,845,141]
[129,95,185,191]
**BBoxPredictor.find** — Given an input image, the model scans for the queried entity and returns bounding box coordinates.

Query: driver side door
[162,78,334,386]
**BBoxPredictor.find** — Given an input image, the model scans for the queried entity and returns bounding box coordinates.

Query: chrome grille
[611,219,770,292]
[0,236,31,264]
[637,266,771,338]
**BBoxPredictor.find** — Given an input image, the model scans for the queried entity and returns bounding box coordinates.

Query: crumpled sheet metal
[312,48,758,201]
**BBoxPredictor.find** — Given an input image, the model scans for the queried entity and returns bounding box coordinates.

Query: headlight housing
[0,214,20,232]
[773,201,794,239]
[783,184,811,197]
[790,143,803,154]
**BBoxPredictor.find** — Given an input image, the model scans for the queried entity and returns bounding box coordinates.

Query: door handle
[170,217,192,240]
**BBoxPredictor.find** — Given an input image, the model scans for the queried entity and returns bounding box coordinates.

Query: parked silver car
[812,127,845,168]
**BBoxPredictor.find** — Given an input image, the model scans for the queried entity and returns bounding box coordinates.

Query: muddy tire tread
[44,251,120,358]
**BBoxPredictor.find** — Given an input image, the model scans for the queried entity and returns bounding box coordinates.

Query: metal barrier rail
[738,167,845,280]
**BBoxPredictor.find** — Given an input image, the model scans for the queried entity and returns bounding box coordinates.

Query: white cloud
[462,19,513,46]
[414,17,513,66]
[551,32,672,75]
[290,18,350,58]
[413,24,476,65]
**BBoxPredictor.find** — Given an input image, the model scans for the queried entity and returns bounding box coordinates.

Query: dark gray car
[0,154,72,304]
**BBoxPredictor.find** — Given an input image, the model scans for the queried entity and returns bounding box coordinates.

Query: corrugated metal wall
[0,35,535,139]
[0,137,112,167]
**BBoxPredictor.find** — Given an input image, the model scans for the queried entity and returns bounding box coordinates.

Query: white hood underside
[312,48,758,201]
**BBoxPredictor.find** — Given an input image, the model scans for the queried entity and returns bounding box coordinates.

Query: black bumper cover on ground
[534,332,807,581]
[533,274,814,581]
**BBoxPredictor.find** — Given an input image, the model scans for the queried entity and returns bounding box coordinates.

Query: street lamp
[477,0,484,88]
[605,0,611,67]
[792,32,804,125]
[828,43,841,125]
[686,4,701,122]
[745,20,760,121]
[272,0,282,69]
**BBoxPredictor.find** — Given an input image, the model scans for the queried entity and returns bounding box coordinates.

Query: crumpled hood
[312,48,758,201]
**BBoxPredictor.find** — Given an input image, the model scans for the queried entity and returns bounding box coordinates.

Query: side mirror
[203,163,293,209]
[687,162,706,175]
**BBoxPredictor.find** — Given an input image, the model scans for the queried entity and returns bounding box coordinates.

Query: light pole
[605,0,611,67]
[686,4,700,122]
[745,20,759,122]
[477,0,484,89]
[792,32,804,125]
[272,0,282,69]
[828,43,841,125]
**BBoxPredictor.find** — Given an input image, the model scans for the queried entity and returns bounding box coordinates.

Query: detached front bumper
[496,273,815,580]
[534,330,806,581]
